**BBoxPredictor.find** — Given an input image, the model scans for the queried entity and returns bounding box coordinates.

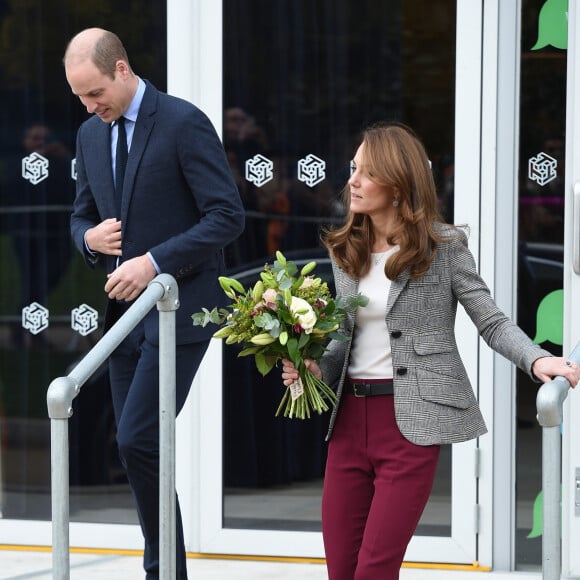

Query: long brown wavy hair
[323,122,451,280]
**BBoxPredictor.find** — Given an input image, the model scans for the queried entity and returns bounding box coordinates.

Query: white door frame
[478,0,520,571]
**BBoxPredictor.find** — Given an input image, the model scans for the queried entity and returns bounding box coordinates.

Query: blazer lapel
[121,82,157,218]
[386,269,410,315]
[92,121,116,216]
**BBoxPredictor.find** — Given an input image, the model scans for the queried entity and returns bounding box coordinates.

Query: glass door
[196,0,484,564]
[562,0,580,576]
[0,0,167,549]
[513,0,580,573]
[514,0,567,569]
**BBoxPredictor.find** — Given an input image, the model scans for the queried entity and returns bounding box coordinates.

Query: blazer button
[390,330,402,339]
[396,368,407,376]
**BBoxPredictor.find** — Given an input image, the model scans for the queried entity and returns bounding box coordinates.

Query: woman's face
[348,143,397,217]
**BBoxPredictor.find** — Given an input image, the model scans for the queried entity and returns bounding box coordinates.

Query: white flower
[300,276,315,288]
[289,296,317,334]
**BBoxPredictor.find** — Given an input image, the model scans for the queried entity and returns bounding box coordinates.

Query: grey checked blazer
[320,226,551,445]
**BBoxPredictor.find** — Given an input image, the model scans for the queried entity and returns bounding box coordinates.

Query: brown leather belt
[348,379,394,397]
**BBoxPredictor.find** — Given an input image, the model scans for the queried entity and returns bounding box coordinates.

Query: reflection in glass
[0,2,166,526]
[223,0,456,536]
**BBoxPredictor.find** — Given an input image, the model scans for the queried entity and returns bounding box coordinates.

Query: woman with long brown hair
[281,122,578,579]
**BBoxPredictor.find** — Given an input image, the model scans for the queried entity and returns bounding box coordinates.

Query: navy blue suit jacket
[71,81,245,344]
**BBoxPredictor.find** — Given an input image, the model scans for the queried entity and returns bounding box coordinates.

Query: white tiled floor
[0,549,543,580]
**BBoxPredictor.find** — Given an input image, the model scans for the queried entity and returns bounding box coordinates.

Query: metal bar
[46,274,178,580]
[50,419,70,580]
[536,341,580,580]
[65,282,166,391]
[157,279,179,579]
[542,425,562,580]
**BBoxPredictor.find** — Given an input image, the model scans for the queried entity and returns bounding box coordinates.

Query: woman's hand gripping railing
[46,274,179,580]
[536,341,580,580]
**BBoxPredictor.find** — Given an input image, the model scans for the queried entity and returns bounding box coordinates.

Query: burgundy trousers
[322,392,440,580]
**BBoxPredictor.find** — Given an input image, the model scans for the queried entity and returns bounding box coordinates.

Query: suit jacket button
[396,368,407,376]
[391,330,402,339]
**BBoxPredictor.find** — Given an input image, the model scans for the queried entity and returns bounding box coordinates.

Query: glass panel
[223,0,456,535]
[516,0,566,569]
[0,3,166,525]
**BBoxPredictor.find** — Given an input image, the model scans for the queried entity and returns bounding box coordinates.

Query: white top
[347,246,399,380]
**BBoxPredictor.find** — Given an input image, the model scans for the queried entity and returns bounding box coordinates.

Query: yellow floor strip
[0,544,491,571]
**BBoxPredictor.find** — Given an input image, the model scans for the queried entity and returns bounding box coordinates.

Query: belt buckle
[352,382,368,397]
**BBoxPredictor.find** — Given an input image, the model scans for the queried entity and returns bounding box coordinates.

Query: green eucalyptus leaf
[328,330,348,341]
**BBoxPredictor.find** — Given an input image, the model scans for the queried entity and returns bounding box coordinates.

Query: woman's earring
[393,199,400,207]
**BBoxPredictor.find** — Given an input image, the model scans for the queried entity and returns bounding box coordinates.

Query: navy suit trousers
[109,320,209,580]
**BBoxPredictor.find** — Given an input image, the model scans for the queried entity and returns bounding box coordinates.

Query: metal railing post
[536,341,580,580]
[47,274,178,580]
[49,377,76,580]
[157,276,179,579]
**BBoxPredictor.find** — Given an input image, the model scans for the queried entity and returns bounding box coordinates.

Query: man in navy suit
[64,28,245,579]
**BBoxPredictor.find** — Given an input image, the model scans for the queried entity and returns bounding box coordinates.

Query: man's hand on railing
[105,255,157,302]
[532,356,580,387]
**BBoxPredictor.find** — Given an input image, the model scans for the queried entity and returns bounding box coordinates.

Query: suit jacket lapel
[93,121,117,216]
[386,269,410,315]
[121,82,157,218]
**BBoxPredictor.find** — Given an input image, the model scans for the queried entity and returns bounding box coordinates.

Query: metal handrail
[47,273,179,580]
[536,341,580,580]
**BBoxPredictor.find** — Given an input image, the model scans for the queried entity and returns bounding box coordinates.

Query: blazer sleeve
[70,127,104,268]
[147,107,244,274]
[449,236,551,378]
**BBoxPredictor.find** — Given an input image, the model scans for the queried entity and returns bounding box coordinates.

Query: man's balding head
[64,28,137,123]
[64,28,132,80]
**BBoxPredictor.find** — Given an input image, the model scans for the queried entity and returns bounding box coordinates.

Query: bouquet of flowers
[192,251,367,419]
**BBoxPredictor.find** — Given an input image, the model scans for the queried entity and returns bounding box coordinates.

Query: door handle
[575,182,580,275]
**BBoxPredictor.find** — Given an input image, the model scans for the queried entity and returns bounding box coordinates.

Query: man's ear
[115,60,130,79]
